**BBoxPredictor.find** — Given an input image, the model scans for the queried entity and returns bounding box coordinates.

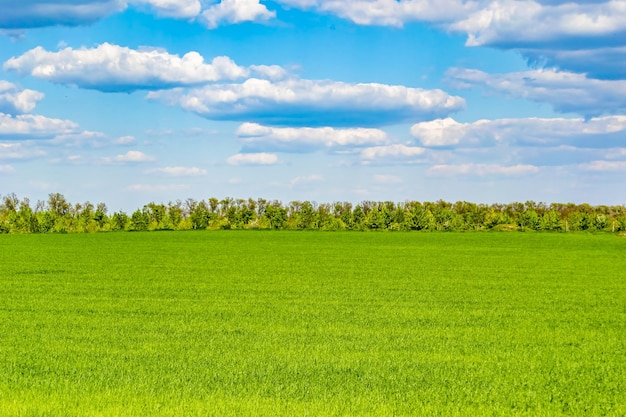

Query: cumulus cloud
[114,135,136,145]
[411,116,626,148]
[0,0,126,29]
[275,0,480,26]
[150,78,464,127]
[443,1,626,81]
[451,1,626,48]
[447,67,626,117]
[0,112,79,140]
[4,44,253,92]
[226,152,278,165]
[201,0,275,28]
[49,130,113,148]
[0,142,46,160]
[130,0,201,18]
[236,123,388,152]
[1,0,280,30]
[522,46,626,81]
[263,1,626,82]
[150,166,207,176]
[428,163,540,176]
[360,144,426,160]
[104,150,154,163]
[0,81,44,115]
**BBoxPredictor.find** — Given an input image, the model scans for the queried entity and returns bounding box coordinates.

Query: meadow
[0,231,624,416]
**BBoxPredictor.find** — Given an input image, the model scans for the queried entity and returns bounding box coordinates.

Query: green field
[1,232,625,416]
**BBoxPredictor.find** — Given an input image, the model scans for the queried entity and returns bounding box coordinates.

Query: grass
[0,231,625,416]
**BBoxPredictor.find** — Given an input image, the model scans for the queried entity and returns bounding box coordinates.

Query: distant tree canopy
[1,193,626,234]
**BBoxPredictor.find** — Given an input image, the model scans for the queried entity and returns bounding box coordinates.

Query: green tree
[540,210,563,231]
[130,209,149,231]
[189,201,212,230]
[518,210,540,231]
[264,201,287,229]
[111,212,129,231]
[298,201,315,229]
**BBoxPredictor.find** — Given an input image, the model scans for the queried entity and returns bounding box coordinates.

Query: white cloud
[0,81,44,114]
[276,0,480,26]
[49,130,113,148]
[360,144,426,160]
[250,65,288,81]
[236,123,388,152]
[0,0,126,29]
[0,142,46,160]
[446,67,626,116]
[114,135,136,145]
[428,163,540,176]
[130,0,201,18]
[201,0,275,28]
[150,78,464,127]
[226,152,278,165]
[411,116,626,148]
[0,164,15,174]
[522,46,626,80]
[1,0,278,29]
[0,112,79,139]
[151,166,207,176]
[107,150,155,163]
[581,160,626,171]
[410,117,469,146]
[250,2,626,82]
[4,44,251,92]
[451,1,626,48]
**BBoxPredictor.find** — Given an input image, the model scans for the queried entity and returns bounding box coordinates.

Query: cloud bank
[411,116,626,148]
[226,152,279,165]
[150,78,464,127]
[447,67,626,117]
[0,81,44,115]
[236,123,388,152]
[5,44,251,92]
[0,113,79,140]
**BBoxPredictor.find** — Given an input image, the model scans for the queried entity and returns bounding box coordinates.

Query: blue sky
[1,0,625,211]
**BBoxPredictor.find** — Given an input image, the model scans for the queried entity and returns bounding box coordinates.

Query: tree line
[1,192,626,234]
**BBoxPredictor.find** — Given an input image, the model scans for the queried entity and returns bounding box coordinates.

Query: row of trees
[2,193,626,234]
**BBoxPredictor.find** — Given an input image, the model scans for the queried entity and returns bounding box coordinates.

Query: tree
[352,205,365,230]
[518,210,540,231]
[47,193,70,218]
[167,201,183,229]
[540,210,563,231]
[264,201,286,229]
[130,209,149,231]
[2,193,19,213]
[94,203,108,229]
[189,201,212,230]
[111,212,129,231]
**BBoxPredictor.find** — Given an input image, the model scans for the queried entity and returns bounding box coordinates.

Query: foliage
[1,193,625,234]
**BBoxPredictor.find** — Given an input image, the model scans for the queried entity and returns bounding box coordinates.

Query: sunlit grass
[1,232,624,416]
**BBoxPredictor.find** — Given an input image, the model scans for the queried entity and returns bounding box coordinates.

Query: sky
[1,0,625,212]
